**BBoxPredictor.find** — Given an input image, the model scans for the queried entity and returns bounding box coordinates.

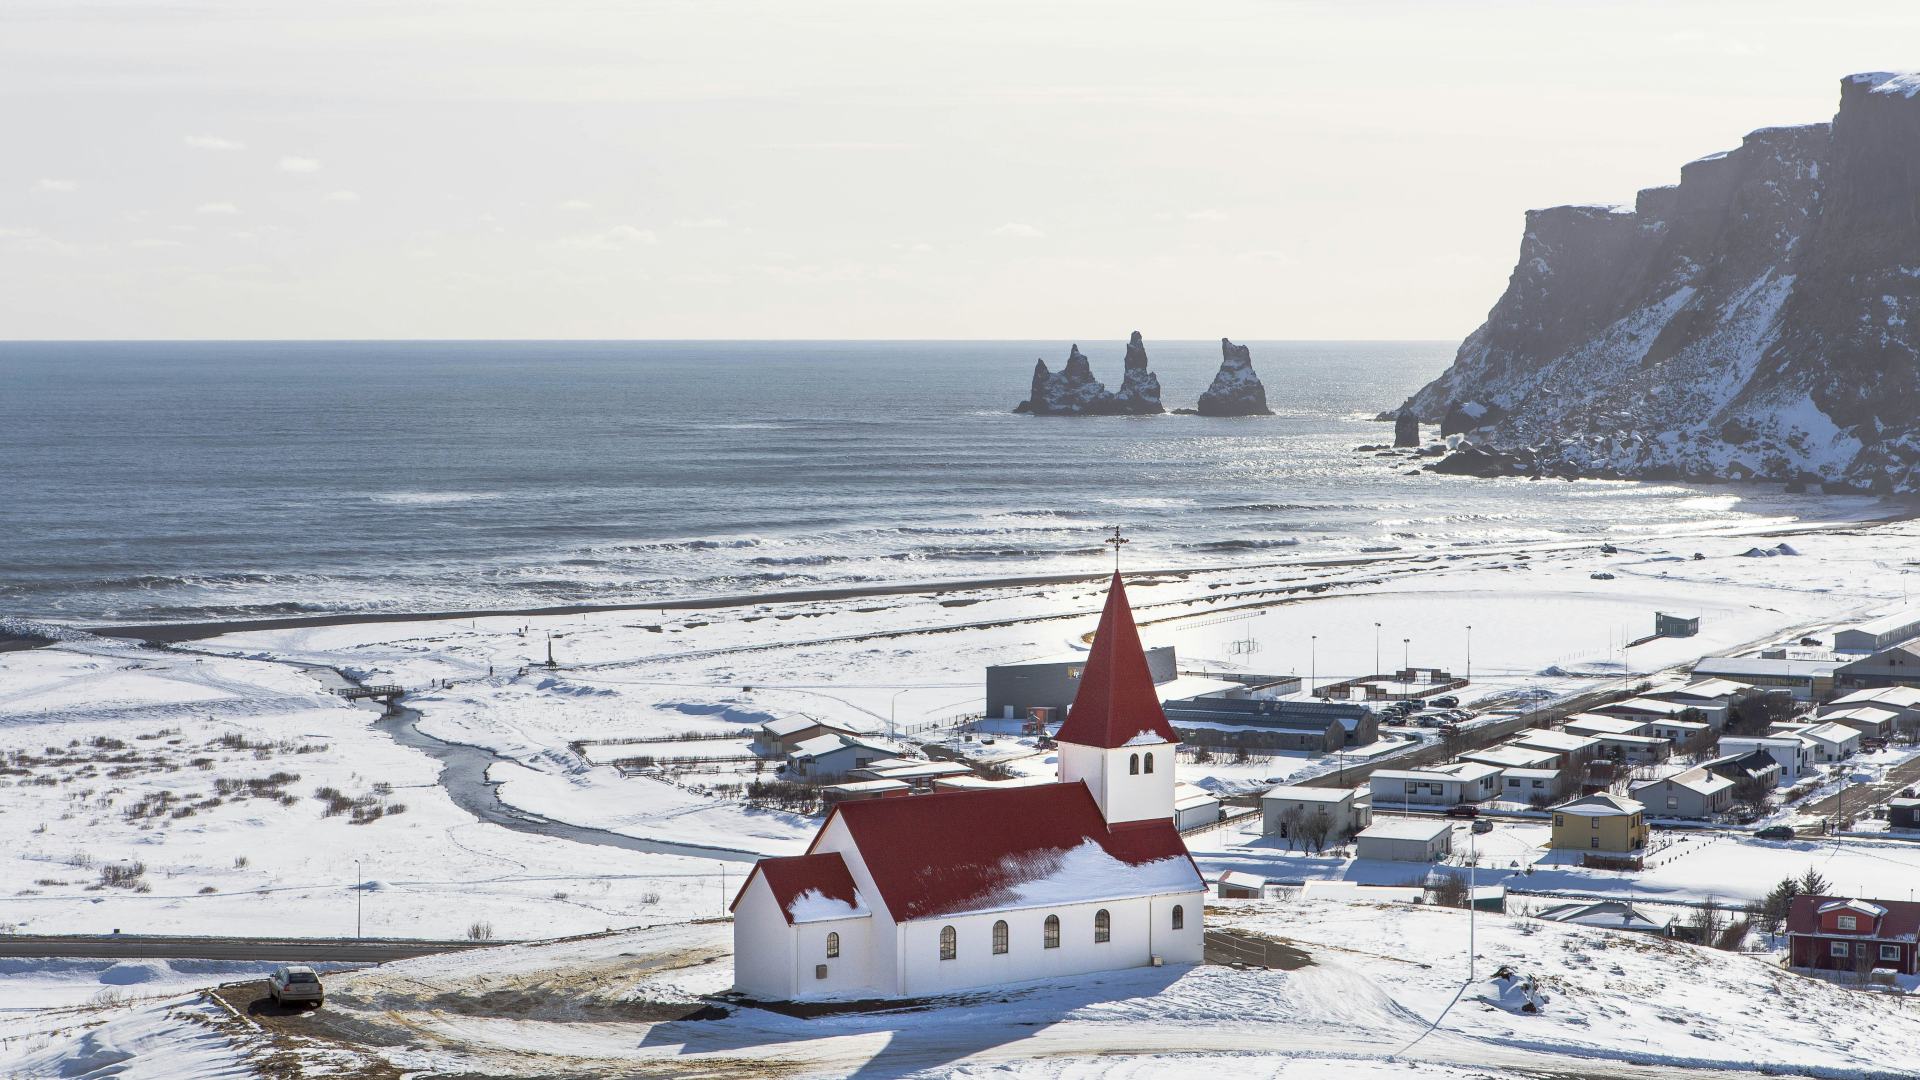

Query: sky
[1,0,1915,341]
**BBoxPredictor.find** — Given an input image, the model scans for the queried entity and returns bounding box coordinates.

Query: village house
[1888,798,1920,830]
[1702,747,1783,790]
[1561,713,1650,739]
[820,778,911,804]
[1816,705,1898,741]
[1822,686,1920,737]
[1550,794,1647,858]
[1354,818,1452,862]
[1498,767,1564,804]
[1172,782,1223,831]
[1831,607,1920,653]
[1260,784,1371,842]
[1459,744,1559,771]
[1586,731,1672,767]
[1628,767,1735,820]
[1214,871,1268,899]
[1832,642,1920,693]
[1645,677,1757,727]
[1771,721,1860,763]
[1720,735,1815,783]
[1644,717,1710,749]
[1787,896,1920,976]
[1368,761,1502,810]
[1691,655,1840,701]
[755,715,855,756]
[1596,696,1722,730]
[785,733,901,782]
[732,574,1205,1001]
[1506,728,1604,768]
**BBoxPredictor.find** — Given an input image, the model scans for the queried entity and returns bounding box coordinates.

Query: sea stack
[1014,336,1165,415]
[1394,409,1420,447]
[1111,331,1166,414]
[1195,338,1273,416]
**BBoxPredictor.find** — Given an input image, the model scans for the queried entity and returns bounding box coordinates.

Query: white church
[731,573,1207,1000]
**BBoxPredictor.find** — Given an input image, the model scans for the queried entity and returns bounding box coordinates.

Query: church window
[992,920,1009,954]
[939,925,956,961]
[826,932,840,958]
[1043,914,1060,948]
[1143,752,1154,774]
[1094,909,1111,943]
[1171,905,1184,931]
[1129,753,1139,775]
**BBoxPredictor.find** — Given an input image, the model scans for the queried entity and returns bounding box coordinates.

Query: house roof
[1831,686,1920,709]
[1555,793,1643,817]
[1370,761,1501,785]
[1800,722,1862,745]
[1840,607,1920,637]
[731,852,869,925]
[1461,746,1558,769]
[813,781,1202,922]
[762,715,831,738]
[1788,894,1920,939]
[1261,784,1358,803]
[1821,706,1900,723]
[1536,899,1672,932]
[791,733,895,759]
[1357,819,1451,842]
[1653,678,1752,701]
[1055,574,1181,749]
[1563,714,1650,735]
[1509,729,1600,753]
[1630,767,1733,798]
[1600,697,1697,717]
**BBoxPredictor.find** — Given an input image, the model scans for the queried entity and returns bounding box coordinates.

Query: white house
[1562,713,1651,739]
[1817,705,1899,741]
[1628,767,1735,820]
[1260,785,1371,841]
[1368,762,1502,809]
[732,573,1206,1001]
[1598,695,1725,731]
[1354,818,1453,862]
[785,733,900,782]
[1721,735,1816,783]
[1173,782,1223,831]
[1778,722,1860,763]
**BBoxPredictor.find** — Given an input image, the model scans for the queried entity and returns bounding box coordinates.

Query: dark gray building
[1834,643,1920,691]
[984,646,1177,720]
[1161,696,1378,752]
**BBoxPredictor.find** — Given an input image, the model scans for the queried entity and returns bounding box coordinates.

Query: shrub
[99,862,146,889]
[466,921,495,941]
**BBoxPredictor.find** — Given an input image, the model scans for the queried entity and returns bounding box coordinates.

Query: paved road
[0,935,493,963]
[1802,748,1920,820]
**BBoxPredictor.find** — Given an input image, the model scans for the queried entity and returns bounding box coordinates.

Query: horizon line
[0,336,1460,345]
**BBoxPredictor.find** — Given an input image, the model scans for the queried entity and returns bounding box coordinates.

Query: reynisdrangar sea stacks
[1195,338,1273,417]
[1015,332,1165,415]
[1014,333,1270,416]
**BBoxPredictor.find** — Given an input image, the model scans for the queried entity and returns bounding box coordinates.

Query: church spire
[1055,573,1179,749]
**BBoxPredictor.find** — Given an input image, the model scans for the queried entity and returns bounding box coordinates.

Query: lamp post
[1466,625,1473,685]
[1373,622,1381,678]
[889,688,912,739]
[1310,635,1317,695]
[1468,825,1478,982]
[1402,638,1411,699]
[354,859,362,940]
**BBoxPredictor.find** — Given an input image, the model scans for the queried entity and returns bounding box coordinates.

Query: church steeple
[1055,572,1178,825]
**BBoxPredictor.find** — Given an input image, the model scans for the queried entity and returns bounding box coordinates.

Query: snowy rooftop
[1564,714,1651,735]
[1509,729,1599,753]
[1358,818,1451,842]
[1555,793,1643,817]
[1602,698,1698,717]
[1261,785,1360,803]
[1655,678,1752,700]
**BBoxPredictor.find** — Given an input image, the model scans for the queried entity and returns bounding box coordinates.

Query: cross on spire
[1104,525,1128,572]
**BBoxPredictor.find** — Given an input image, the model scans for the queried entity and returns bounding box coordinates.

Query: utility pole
[1468,826,1478,982]
[1374,622,1382,678]
[354,859,363,940]
[1310,635,1317,695]
[1466,624,1473,684]
[890,689,912,740]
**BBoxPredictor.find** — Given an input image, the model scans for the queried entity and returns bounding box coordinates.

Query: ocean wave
[1211,503,1334,513]
[1181,538,1303,552]
[368,491,503,506]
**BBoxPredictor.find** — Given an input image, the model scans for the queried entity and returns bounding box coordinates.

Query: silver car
[267,963,324,1008]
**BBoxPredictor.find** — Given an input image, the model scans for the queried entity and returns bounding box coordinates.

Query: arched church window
[939,925,957,961]
[1129,753,1140,775]
[826,932,840,958]
[1171,905,1184,931]
[1043,914,1060,948]
[1143,752,1154,774]
[992,920,1009,954]
[1094,909,1111,943]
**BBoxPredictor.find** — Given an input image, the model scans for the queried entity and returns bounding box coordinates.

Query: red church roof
[729,851,865,924]
[1054,573,1180,749]
[811,781,1200,922]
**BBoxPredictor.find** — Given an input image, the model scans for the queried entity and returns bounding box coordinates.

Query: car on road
[268,964,324,1008]
[1471,818,1494,834]
[1445,804,1479,819]
[1431,696,1459,709]
[1753,825,1796,841]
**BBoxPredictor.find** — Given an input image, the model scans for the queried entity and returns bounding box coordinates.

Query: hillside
[1402,73,1920,491]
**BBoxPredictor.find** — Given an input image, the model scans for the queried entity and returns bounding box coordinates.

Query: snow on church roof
[1055,573,1180,750]
[817,781,1201,922]
[732,851,869,925]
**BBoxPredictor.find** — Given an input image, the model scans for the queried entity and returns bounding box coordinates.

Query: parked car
[1431,695,1459,709]
[268,964,324,1008]
[1471,818,1494,834]
[1445,804,1479,819]
[1418,717,1441,728]
[1754,825,1795,841]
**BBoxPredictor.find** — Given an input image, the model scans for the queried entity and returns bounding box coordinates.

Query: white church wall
[896,893,1192,998]
[1147,891,1207,964]
[811,815,905,995]
[731,875,798,1000]
[792,914,878,997]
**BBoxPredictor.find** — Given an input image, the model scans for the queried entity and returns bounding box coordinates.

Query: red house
[1786,895,1920,976]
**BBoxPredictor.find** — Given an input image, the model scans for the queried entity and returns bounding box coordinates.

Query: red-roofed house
[731,574,1206,1000]
[1786,895,1920,976]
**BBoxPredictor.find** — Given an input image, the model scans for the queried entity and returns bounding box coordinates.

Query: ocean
[0,339,1888,624]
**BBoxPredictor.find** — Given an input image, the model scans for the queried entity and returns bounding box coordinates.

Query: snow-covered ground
[12,902,1920,1078]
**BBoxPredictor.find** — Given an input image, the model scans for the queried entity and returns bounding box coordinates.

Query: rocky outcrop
[1393,410,1420,447]
[1015,334,1165,415]
[1399,73,1920,491]
[1195,338,1273,416]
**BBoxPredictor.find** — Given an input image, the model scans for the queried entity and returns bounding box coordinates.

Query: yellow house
[1550,793,1647,854]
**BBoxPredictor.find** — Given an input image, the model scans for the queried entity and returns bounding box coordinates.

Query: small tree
[1731,774,1771,812]
[1799,868,1831,897]
[1687,896,1724,945]
[1756,875,1801,936]
[1300,809,1334,854]
[1192,744,1215,764]
[1426,872,1469,909]
[1715,917,1750,952]
[1279,805,1306,850]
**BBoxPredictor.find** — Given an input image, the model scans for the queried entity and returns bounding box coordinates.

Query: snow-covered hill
[1403,73,1920,492]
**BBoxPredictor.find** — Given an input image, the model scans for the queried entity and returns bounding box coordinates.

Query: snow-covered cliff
[1195,338,1273,416]
[1402,73,1920,491]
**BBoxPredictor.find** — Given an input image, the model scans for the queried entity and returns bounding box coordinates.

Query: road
[0,934,494,963]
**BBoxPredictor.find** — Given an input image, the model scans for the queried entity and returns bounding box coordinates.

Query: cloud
[195,202,240,215]
[279,156,320,173]
[35,178,76,193]
[556,198,593,211]
[322,190,360,203]
[130,237,186,249]
[992,222,1045,238]
[674,216,730,229]
[184,135,244,151]
[1185,208,1228,222]
[558,224,658,251]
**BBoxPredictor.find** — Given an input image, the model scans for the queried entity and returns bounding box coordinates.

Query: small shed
[1355,818,1453,862]
[820,779,911,804]
[1216,871,1268,899]
[1889,798,1920,830]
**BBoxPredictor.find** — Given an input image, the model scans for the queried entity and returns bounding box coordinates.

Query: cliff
[1401,73,1920,491]
[1195,338,1273,416]
[1015,333,1165,415]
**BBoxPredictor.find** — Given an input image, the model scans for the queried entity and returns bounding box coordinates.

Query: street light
[1402,638,1411,699]
[354,859,363,940]
[1310,635,1317,695]
[1466,625,1473,684]
[889,689,912,739]
[1373,622,1381,678]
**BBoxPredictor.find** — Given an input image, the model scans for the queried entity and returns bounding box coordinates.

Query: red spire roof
[1054,573,1180,749]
